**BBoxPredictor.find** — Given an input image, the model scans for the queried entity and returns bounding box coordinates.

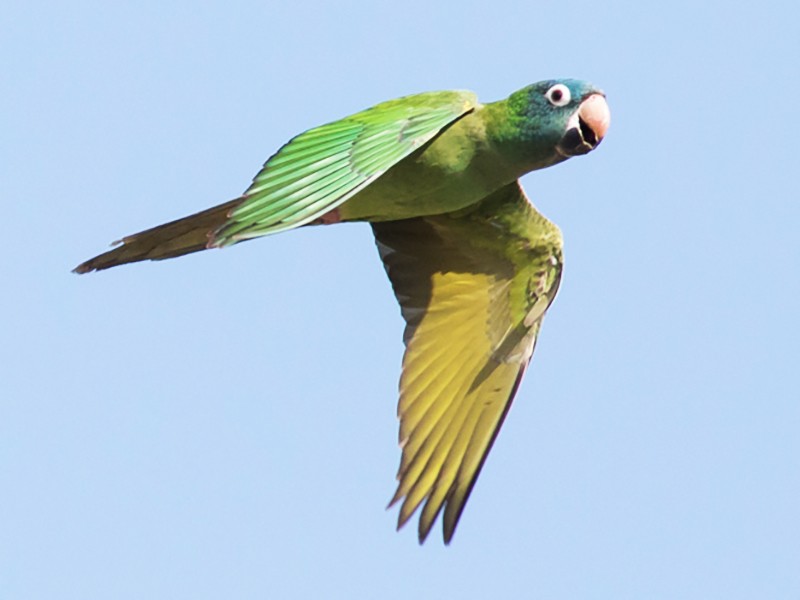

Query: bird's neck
[480,100,566,176]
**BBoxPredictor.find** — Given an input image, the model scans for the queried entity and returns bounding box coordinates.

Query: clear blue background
[2,2,798,598]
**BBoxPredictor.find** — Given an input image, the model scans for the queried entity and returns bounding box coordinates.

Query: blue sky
[2,1,798,598]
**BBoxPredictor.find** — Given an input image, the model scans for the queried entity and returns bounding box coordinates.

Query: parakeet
[74,79,610,543]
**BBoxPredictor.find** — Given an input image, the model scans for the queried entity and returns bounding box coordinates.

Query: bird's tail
[73,198,244,274]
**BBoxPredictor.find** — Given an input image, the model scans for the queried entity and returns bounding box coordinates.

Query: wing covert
[211,91,477,246]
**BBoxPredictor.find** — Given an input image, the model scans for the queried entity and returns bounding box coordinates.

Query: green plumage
[373,182,563,542]
[213,91,477,244]
[74,79,609,544]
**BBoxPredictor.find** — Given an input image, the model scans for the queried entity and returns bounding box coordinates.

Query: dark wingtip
[418,522,434,545]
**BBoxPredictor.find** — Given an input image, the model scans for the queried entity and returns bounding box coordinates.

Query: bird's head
[502,79,610,167]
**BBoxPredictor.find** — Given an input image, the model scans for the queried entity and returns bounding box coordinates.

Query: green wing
[372,181,563,544]
[211,91,477,246]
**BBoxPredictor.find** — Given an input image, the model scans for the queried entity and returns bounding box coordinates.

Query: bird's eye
[545,84,571,107]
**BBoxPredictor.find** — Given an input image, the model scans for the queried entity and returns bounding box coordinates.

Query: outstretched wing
[372,181,563,544]
[211,91,477,246]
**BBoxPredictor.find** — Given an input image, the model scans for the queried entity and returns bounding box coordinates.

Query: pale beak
[557,93,611,157]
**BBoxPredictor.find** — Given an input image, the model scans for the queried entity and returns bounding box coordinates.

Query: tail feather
[74,198,243,274]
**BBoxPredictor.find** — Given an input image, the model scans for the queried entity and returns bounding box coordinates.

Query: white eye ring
[545,83,571,107]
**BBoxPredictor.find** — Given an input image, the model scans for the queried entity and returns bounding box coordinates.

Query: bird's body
[75,79,609,543]
[336,96,548,222]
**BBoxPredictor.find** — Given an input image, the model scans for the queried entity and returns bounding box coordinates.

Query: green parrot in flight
[75,79,610,544]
